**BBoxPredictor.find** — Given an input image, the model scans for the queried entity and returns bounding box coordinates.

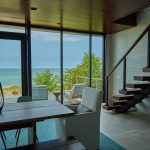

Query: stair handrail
[106,24,150,79]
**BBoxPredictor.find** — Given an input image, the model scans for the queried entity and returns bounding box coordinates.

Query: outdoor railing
[75,76,102,89]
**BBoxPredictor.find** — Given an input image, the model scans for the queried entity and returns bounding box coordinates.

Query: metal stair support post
[147,29,150,67]
[123,58,127,91]
[105,77,109,106]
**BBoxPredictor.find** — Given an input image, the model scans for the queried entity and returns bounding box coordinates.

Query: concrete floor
[100,107,150,150]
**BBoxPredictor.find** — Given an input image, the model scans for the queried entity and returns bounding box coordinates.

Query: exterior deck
[4,93,81,105]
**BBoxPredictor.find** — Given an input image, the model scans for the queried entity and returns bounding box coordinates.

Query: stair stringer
[115,87,150,113]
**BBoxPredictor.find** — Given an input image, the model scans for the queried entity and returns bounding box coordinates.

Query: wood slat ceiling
[0,0,150,34]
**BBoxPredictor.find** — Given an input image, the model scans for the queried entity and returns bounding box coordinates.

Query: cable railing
[105,24,150,105]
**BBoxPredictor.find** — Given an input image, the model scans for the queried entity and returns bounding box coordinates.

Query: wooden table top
[0,100,75,126]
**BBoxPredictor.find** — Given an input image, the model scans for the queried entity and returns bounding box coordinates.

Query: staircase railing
[105,24,150,105]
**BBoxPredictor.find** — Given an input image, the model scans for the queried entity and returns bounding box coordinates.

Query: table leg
[28,122,36,144]
[53,92,61,101]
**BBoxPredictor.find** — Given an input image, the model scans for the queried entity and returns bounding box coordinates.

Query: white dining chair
[55,87,103,150]
[64,83,86,100]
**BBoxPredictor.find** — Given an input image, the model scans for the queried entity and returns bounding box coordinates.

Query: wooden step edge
[109,100,127,106]
[134,76,150,81]
[143,67,150,72]
[113,95,133,100]
[126,83,150,88]
[119,89,141,95]
[103,104,121,110]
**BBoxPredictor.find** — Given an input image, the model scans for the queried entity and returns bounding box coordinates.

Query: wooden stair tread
[119,89,141,95]
[134,76,150,81]
[109,99,127,106]
[103,104,121,110]
[126,83,150,88]
[113,95,133,100]
[143,67,150,72]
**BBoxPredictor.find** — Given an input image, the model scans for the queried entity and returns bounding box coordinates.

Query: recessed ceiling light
[31,7,37,10]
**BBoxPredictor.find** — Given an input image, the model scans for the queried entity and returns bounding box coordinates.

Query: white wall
[106,7,150,114]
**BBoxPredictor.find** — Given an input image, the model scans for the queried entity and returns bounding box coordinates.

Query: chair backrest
[17,96,32,103]
[81,87,102,112]
[32,86,48,100]
[71,84,86,97]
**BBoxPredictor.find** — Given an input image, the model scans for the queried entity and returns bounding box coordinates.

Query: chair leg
[16,129,21,147]
[15,128,39,146]
[0,132,6,149]
[36,134,39,142]
[15,129,20,138]
[2,131,6,140]
[35,123,39,142]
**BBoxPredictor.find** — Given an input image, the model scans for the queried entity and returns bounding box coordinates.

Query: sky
[0,28,103,68]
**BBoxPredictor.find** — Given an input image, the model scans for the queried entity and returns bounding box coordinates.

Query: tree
[64,52,102,89]
[33,70,59,92]
[33,53,102,91]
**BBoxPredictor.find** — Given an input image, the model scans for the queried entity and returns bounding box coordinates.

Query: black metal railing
[105,24,150,105]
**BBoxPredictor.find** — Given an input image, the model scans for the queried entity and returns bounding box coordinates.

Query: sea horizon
[0,68,71,86]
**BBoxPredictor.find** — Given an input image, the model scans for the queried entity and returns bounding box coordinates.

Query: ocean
[0,68,69,86]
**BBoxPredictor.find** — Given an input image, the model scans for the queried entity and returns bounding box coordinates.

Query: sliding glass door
[0,31,27,103]
[0,39,21,103]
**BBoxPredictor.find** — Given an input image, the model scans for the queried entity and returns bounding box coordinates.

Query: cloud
[63,36,81,42]
[32,31,81,42]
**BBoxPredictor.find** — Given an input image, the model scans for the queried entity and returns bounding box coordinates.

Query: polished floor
[101,106,150,150]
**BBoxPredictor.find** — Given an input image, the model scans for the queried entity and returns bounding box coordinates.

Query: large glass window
[31,30,60,142]
[63,33,89,104]
[0,26,104,148]
[31,30,60,101]
[0,39,22,103]
[31,30,103,104]
[92,35,103,90]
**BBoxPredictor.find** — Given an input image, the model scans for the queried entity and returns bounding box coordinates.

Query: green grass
[3,85,21,96]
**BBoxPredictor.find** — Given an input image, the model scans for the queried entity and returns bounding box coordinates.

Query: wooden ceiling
[0,0,150,34]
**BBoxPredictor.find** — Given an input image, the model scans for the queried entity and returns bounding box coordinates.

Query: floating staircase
[104,68,150,113]
[103,25,150,113]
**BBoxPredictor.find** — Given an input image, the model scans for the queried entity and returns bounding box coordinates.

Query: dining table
[0,100,75,144]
